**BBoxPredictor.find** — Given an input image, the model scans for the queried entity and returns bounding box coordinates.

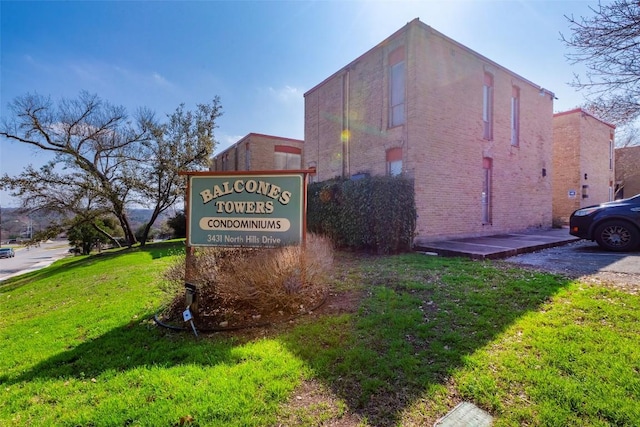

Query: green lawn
[1,243,639,426]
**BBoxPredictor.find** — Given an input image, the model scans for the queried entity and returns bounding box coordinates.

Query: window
[274,145,301,170]
[483,73,494,140]
[307,162,317,184]
[234,146,239,170]
[274,152,300,170]
[609,138,614,170]
[389,47,405,127]
[511,86,520,146]
[386,148,402,176]
[245,143,251,170]
[482,157,492,224]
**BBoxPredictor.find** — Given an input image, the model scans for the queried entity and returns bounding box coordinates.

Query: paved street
[0,240,71,282]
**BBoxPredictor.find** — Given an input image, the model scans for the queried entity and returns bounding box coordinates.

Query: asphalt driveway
[504,239,640,291]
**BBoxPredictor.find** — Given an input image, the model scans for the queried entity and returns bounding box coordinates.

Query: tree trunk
[91,223,121,248]
[110,199,137,247]
[139,206,163,247]
[119,214,137,247]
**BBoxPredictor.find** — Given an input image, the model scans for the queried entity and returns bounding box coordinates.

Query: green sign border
[185,171,308,248]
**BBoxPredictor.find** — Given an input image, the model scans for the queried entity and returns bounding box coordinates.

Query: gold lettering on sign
[200,179,292,206]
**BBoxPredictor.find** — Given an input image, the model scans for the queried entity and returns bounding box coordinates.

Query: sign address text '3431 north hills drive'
[186,172,309,248]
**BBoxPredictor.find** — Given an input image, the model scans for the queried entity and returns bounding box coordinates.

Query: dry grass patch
[276,379,366,427]
[160,234,334,330]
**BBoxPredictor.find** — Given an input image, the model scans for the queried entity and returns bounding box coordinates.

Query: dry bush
[162,234,334,322]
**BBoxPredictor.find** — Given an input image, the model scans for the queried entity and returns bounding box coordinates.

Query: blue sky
[1,0,598,206]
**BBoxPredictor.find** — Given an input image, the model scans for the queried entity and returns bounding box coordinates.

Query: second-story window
[483,72,494,140]
[245,142,251,170]
[389,46,405,127]
[511,86,520,146]
[274,145,302,170]
[609,138,614,170]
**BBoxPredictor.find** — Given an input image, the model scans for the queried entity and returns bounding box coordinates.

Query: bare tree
[615,125,640,148]
[615,144,640,198]
[562,1,640,126]
[1,161,121,245]
[131,99,222,245]
[1,91,222,246]
[1,92,147,245]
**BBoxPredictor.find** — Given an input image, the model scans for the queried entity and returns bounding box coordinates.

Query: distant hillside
[0,207,179,242]
[127,208,175,226]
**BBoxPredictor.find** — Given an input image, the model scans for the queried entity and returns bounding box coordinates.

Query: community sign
[186,172,307,248]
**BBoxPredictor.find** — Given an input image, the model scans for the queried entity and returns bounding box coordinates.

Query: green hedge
[307,176,416,253]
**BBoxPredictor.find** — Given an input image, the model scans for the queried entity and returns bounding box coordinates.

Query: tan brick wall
[552,112,581,224]
[552,109,615,225]
[304,19,554,242]
[616,146,640,198]
[210,133,303,172]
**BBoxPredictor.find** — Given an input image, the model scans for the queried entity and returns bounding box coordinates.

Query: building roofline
[615,145,640,151]
[241,132,303,144]
[304,18,418,96]
[554,108,616,129]
[304,17,555,97]
[213,132,304,158]
[418,20,555,97]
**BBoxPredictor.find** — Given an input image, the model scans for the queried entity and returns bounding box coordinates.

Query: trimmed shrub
[307,175,416,253]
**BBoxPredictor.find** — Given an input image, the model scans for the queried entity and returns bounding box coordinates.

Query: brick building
[210,133,303,172]
[552,109,615,225]
[615,145,640,199]
[303,18,555,243]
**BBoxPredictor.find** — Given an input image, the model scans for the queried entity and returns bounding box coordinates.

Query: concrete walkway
[414,228,579,260]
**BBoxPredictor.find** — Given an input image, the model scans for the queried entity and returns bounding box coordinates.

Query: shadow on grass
[280,253,572,425]
[1,320,234,386]
[1,251,572,425]
[0,240,185,293]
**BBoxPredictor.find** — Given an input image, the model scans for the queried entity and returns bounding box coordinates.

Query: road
[0,240,71,282]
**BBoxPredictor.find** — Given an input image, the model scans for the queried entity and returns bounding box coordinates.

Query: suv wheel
[594,220,640,252]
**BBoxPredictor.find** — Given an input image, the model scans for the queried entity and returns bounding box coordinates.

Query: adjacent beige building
[210,133,303,172]
[304,18,555,243]
[552,109,615,225]
[615,145,640,199]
